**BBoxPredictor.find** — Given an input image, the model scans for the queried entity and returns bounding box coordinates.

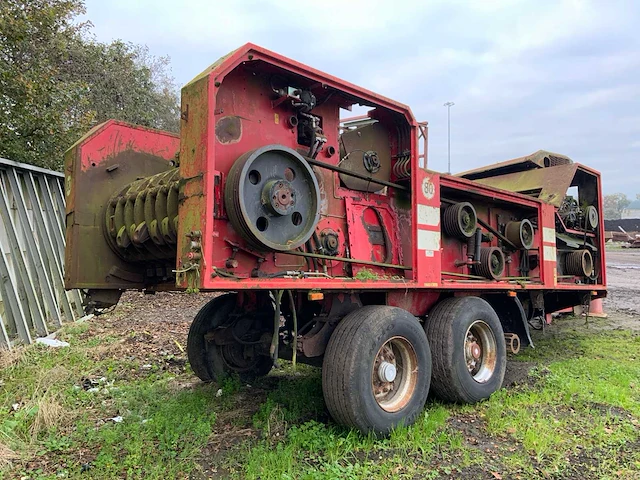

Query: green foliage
[0,323,219,479]
[235,329,640,479]
[603,193,631,220]
[0,0,179,170]
[354,268,379,280]
[81,382,217,478]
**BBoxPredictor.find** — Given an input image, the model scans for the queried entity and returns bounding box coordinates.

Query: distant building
[622,200,640,219]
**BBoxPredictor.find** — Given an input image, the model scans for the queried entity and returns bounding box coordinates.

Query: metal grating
[0,157,84,349]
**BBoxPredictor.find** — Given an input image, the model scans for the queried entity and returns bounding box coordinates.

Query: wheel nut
[378,361,397,383]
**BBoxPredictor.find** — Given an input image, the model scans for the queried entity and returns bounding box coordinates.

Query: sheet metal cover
[339,123,392,193]
[457,150,573,181]
[470,163,578,207]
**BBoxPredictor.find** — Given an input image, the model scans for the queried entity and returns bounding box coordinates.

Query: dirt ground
[97,248,640,396]
[603,249,640,316]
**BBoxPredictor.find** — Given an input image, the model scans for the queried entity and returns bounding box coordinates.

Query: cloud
[83,0,640,196]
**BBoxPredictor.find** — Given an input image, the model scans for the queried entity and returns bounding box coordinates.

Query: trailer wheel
[424,297,506,403]
[187,293,273,383]
[322,306,431,436]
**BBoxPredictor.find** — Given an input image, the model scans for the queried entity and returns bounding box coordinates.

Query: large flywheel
[224,145,321,251]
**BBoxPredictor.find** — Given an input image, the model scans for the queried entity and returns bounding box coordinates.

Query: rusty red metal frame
[64,44,606,316]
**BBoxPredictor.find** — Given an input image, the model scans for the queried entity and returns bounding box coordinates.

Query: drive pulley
[224,145,321,251]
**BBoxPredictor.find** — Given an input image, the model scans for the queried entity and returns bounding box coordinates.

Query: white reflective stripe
[418,229,440,251]
[543,227,556,244]
[543,245,557,261]
[417,204,440,226]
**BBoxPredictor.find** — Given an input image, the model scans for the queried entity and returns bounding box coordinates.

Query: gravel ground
[604,249,640,316]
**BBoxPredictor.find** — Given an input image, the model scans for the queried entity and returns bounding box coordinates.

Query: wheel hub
[263,180,296,216]
[378,361,397,383]
[371,336,418,413]
[464,320,498,384]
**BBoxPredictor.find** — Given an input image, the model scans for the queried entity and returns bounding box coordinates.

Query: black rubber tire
[322,305,432,436]
[186,293,273,383]
[424,297,506,404]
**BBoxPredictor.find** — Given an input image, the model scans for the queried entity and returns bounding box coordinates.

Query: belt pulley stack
[443,201,537,280]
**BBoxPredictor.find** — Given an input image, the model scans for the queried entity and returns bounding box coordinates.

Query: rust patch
[215,116,242,144]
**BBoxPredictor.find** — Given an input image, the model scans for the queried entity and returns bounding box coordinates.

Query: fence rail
[0,157,83,349]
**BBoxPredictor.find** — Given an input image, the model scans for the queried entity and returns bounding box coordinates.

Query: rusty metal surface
[371,336,419,412]
[64,120,179,290]
[465,320,498,383]
[215,116,243,144]
[468,163,579,207]
[339,122,392,192]
[457,150,573,181]
[63,43,606,308]
[104,167,180,261]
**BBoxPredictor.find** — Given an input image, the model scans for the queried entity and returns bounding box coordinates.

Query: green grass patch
[1,318,639,479]
[0,323,219,479]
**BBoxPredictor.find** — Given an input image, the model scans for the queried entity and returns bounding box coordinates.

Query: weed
[29,393,65,438]
[354,268,379,280]
[0,347,23,370]
[0,442,18,468]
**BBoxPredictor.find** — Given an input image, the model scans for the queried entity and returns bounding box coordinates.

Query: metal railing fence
[0,157,83,349]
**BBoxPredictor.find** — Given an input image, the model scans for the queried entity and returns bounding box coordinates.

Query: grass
[0,323,221,479]
[1,318,639,479]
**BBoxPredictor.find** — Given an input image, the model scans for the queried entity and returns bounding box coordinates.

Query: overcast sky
[83,0,639,197]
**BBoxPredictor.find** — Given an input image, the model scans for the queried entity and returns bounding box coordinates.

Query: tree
[0,0,179,170]
[603,193,630,220]
[61,40,180,133]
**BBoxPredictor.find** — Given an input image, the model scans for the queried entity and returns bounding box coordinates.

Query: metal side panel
[0,241,31,344]
[0,309,10,349]
[48,176,84,315]
[25,173,78,321]
[38,174,83,316]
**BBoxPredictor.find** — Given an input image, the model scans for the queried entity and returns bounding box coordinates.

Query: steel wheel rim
[464,320,497,383]
[371,336,418,413]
